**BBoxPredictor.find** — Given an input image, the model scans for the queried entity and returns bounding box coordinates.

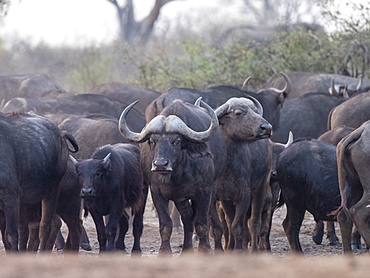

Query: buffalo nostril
[153,159,168,167]
[152,158,172,172]
[260,123,272,133]
[81,188,94,196]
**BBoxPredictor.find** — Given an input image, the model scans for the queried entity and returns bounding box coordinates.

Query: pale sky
[0,0,243,46]
[1,0,366,47]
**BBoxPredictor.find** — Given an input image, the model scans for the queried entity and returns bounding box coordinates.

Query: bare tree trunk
[107,0,176,46]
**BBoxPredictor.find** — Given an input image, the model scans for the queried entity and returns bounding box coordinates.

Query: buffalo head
[70,153,111,197]
[119,99,219,174]
[215,96,272,140]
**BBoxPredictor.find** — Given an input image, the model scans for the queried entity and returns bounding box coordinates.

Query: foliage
[320,1,370,77]
[126,26,338,91]
[0,0,10,16]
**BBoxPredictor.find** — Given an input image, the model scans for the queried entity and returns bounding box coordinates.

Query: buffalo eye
[173,137,181,146]
[148,138,155,146]
[234,109,243,116]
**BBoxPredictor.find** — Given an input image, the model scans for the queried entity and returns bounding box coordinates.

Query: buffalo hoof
[312,221,324,245]
[351,241,363,250]
[80,242,93,251]
[192,233,199,241]
[328,236,340,246]
[312,234,323,245]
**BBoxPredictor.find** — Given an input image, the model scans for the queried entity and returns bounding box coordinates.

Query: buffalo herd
[0,71,369,256]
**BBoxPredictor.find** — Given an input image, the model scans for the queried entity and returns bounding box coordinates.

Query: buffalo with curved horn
[120,98,225,254]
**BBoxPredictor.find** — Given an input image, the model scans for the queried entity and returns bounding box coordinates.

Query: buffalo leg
[61,216,82,253]
[312,220,324,245]
[104,208,122,252]
[169,201,182,233]
[351,229,362,250]
[349,193,370,250]
[217,202,229,250]
[256,185,273,251]
[337,209,353,253]
[210,201,224,251]
[39,192,60,252]
[258,200,273,251]
[18,205,30,251]
[90,212,107,252]
[131,185,147,255]
[221,200,236,250]
[193,188,214,253]
[3,199,20,252]
[80,224,92,251]
[282,205,305,253]
[43,214,62,251]
[0,210,10,251]
[115,215,128,252]
[175,200,194,252]
[232,199,249,251]
[326,221,340,245]
[150,188,172,254]
[55,230,66,251]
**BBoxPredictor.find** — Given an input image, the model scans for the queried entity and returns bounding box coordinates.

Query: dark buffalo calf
[71,143,146,253]
[276,138,341,253]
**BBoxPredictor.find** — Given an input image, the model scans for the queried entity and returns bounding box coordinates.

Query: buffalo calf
[71,143,146,253]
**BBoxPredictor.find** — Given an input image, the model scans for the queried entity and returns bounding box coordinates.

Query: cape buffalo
[0,74,65,102]
[2,94,147,133]
[119,99,225,254]
[276,138,341,253]
[211,97,273,252]
[328,92,370,130]
[316,125,362,249]
[336,120,370,253]
[0,112,75,252]
[145,72,291,131]
[271,93,346,143]
[264,71,370,98]
[58,114,130,159]
[71,143,146,253]
[88,82,161,116]
[21,160,84,253]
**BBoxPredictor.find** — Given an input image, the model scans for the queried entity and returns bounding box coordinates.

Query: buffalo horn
[102,153,111,168]
[356,75,363,90]
[194,97,202,106]
[342,85,349,99]
[119,99,219,143]
[284,131,293,148]
[328,78,337,95]
[118,100,165,143]
[275,72,291,96]
[241,76,252,91]
[69,155,79,165]
[246,96,264,116]
[166,99,219,142]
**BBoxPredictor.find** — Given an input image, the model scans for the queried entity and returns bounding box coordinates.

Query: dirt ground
[0,194,369,278]
[76,193,348,258]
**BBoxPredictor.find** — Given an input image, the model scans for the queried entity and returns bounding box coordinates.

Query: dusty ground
[0,194,369,277]
[76,193,347,258]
